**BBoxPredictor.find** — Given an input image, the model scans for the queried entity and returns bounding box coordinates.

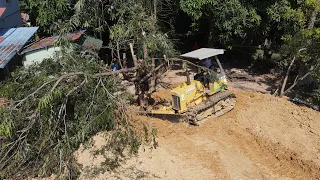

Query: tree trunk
[143,44,148,60]
[150,58,156,92]
[263,38,272,61]
[308,6,319,30]
[164,55,169,67]
[284,72,310,95]
[129,43,141,99]
[280,56,296,97]
[280,3,318,97]
[153,0,157,20]
[111,48,114,59]
[122,53,127,69]
[116,42,123,68]
[94,67,138,77]
[185,63,191,85]
[129,43,138,67]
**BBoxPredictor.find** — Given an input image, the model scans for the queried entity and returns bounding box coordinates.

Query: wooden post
[150,58,156,92]
[185,63,191,85]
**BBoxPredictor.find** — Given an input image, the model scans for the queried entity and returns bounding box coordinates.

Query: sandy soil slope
[75,67,319,179]
[75,90,320,179]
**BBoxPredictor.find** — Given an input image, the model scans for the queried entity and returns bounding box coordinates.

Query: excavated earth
[24,67,320,180]
[73,69,320,179]
[75,92,320,179]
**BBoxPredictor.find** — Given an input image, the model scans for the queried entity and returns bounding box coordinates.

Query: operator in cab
[194,70,210,88]
[203,58,213,69]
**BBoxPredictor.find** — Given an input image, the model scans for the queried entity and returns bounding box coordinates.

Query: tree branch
[94,67,139,77]
[50,72,85,93]
[280,48,307,97]
[284,72,311,95]
[14,79,57,109]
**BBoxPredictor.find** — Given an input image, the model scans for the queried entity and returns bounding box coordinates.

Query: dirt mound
[231,91,320,178]
[135,90,320,179]
[74,90,320,179]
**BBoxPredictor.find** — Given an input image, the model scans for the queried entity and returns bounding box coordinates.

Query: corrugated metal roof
[180,48,225,60]
[0,27,38,68]
[82,36,103,50]
[0,7,6,17]
[20,30,86,55]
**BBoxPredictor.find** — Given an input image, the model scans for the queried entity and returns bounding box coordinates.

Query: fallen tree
[0,53,155,179]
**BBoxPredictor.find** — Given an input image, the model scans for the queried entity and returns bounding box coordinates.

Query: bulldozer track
[185,91,236,125]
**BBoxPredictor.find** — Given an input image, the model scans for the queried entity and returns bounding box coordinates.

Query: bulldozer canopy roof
[180,48,224,60]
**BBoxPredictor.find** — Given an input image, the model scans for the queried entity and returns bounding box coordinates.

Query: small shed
[20,30,103,67]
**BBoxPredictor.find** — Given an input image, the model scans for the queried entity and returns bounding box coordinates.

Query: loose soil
[75,69,320,179]
[134,90,320,179]
[76,90,320,179]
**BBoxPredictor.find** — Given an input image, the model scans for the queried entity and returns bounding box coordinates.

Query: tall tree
[179,0,261,47]
[279,0,320,97]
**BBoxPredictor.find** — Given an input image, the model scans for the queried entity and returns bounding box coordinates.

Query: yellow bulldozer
[148,48,236,125]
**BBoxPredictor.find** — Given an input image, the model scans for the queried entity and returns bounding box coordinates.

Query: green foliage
[180,0,261,44]
[179,0,215,20]
[280,27,320,103]
[281,26,320,71]
[37,89,63,110]
[0,115,13,138]
[179,0,316,48]
[26,0,77,35]
[108,0,176,59]
[179,0,319,104]
[0,52,144,179]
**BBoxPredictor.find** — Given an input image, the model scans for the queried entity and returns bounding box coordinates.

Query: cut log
[94,67,138,77]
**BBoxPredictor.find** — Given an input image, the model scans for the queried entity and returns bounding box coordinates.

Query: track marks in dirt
[231,91,320,178]
[141,90,320,179]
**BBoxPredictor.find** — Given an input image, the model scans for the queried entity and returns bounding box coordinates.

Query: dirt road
[76,90,320,179]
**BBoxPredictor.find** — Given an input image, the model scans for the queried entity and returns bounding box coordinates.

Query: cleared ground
[69,67,320,179]
[76,91,320,179]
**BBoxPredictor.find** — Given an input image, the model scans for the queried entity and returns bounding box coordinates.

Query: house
[0,0,38,79]
[20,30,103,67]
[0,27,38,79]
[0,0,23,28]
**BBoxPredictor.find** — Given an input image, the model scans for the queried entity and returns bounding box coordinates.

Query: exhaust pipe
[186,69,191,85]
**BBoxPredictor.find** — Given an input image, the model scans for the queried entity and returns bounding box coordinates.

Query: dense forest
[0,0,319,179]
[19,0,319,101]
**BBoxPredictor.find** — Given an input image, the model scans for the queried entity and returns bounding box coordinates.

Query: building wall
[0,0,23,28]
[23,47,61,67]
